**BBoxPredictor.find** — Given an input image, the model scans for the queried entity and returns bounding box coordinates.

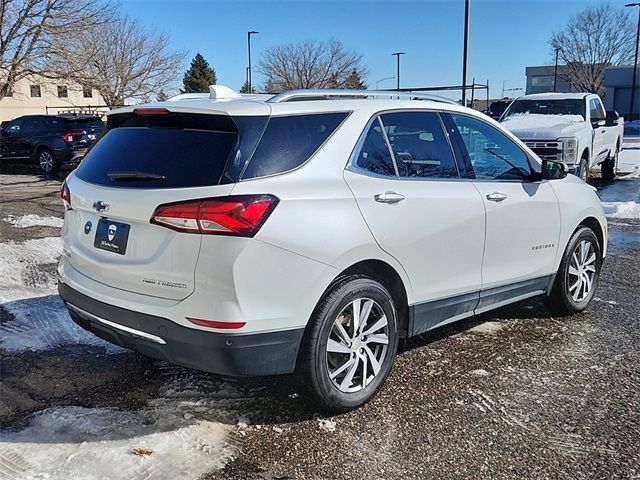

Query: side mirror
[591,118,606,128]
[605,110,620,126]
[542,159,568,180]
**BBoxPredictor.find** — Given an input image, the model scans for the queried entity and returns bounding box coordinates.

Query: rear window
[240,112,349,180]
[74,113,238,189]
[46,116,104,133]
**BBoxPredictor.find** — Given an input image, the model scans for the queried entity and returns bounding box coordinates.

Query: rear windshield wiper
[107,171,166,181]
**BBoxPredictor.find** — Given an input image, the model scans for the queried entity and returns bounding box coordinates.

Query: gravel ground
[0,162,638,480]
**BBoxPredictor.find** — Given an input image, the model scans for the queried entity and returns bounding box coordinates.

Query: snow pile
[501,113,583,130]
[599,146,640,219]
[3,214,64,229]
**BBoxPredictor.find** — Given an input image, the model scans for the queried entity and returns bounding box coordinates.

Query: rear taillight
[60,181,71,209]
[61,132,83,142]
[151,195,279,237]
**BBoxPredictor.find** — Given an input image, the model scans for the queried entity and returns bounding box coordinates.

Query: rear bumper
[58,282,304,377]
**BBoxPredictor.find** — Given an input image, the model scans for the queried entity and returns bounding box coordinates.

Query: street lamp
[376,76,395,89]
[247,31,259,93]
[392,52,405,90]
[626,3,640,120]
[553,47,562,92]
[462,0,471,106]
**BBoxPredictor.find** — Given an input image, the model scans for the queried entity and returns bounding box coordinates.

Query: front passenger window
[451,114,532,180]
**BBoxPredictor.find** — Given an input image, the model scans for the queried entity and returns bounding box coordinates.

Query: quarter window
[354,119,396,177]
[22,118,46,135]
[451,114,532,180]
[380,112,457,178]
[241,113,348,180]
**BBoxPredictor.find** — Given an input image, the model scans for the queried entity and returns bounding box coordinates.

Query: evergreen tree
[344,69,367,89]
[156,89,169,101]
[239,81,253,94]
[181,53,216,93]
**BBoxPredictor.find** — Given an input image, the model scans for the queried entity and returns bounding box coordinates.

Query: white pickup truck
[500,93,624,181]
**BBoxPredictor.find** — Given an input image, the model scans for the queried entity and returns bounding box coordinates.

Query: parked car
[483,98,511,119]
[58,87,607,411]
[0,114,105,174]
[499,93,624,181]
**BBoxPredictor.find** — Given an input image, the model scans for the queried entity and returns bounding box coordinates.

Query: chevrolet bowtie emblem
[93,201,110,212]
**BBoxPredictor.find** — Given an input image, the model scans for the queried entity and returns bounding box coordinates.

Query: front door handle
[486,192,507,202]
[374,191,406,204]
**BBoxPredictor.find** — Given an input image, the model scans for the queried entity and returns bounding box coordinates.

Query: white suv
[58,87,607,411]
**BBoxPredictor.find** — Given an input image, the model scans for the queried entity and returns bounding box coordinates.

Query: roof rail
[267,89,460,105]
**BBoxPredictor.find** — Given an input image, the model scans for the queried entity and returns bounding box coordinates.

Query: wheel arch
[577,216,606,254]
[326,259,411,339]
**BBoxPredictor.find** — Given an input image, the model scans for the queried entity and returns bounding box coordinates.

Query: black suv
[0,114,105,173]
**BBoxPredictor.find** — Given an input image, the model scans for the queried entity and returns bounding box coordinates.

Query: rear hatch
[63,107,269,300]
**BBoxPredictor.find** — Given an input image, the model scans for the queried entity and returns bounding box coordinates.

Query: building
[603,66,640,120]
[525,65,575,94]
[0,74,106,122]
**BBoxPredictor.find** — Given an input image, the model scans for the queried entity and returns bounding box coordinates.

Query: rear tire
[37,148,60,174]
[543,227,601,316]
[297,276,399,412]
[601,147,618,180]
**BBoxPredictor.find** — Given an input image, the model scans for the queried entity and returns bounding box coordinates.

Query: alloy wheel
[325,298,389,393]
[568,240,597,302]
[579,159,588,182]
[39,150,54,173]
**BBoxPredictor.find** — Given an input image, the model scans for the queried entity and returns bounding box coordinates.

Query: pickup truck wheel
[543,227,601,316]
[601,148,618,181]
[578,158,589,182]
[296,275,399,412]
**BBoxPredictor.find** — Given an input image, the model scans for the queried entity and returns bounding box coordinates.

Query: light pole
[626,3,640,120]
[553,47,562,92]
[376,76,395,89]
[247,31,259,93]
[392,52,405,90]
[462,0,471,106]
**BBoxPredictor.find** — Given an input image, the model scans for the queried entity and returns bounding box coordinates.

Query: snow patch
[318,418,337,432]
[501,113,583,130]
[0,406,235,480]
[468,321,505,334]
[470,369,490,376]
[3,214,64,229]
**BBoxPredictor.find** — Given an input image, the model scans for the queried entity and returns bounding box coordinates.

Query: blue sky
[120,0,623,99]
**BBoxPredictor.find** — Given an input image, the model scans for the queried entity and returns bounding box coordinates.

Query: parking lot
[1,149,639,479]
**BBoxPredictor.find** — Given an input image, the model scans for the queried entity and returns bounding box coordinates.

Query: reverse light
[151,195,279,237]
[187,317,246,330]
[60,181,71,209]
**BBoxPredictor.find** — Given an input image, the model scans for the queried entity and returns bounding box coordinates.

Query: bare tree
[259,39,367,92]
[51,16,185,106]
[549,4,636,95]
[0,0,112,101]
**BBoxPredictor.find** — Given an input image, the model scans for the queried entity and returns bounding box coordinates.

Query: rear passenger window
[380,112,457,178]
[354,119,396,176]
[241,113,348,180]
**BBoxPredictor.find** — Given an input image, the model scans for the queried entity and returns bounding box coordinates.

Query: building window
[83,86,92,98]
[57,85,68,98]
[531,76,554,87]
[30,85,41,98]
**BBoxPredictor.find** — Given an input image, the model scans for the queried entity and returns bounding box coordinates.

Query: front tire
[297,276,399,412]
[543,227,602,315]
[37,148,60,174]
[577,157,589,182]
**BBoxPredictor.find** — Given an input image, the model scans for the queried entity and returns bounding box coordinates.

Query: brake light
[134,108,171,116]
[151,195,279,237]
[186,317,246,330]
[61,132,83,142]
[60,181,71,209]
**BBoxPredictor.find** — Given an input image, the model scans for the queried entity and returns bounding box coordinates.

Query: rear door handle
[486,192,507,202]
[374,191,406,204]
